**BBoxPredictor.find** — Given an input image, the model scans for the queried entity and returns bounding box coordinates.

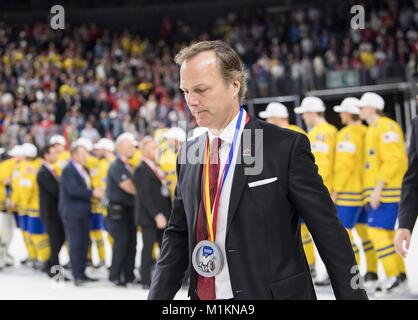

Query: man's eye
[197,88,207,94]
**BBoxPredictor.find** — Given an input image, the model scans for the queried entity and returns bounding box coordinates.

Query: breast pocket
[248,177,279,195]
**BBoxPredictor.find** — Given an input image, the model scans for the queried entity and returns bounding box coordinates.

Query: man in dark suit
[59,142,103,285]
[133,137,171,288]
[148,41,368,300]
[395,116,418,257]
[37,145,66,278]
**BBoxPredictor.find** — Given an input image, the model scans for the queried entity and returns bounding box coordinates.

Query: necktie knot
[210,137,222,165]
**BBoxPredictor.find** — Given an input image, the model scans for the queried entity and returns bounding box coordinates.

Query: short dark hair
[70,145,84,156]
[174,40,248,104]
[40,145,54,159]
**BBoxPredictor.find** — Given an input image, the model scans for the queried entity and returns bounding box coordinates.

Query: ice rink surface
[1,227,417,300]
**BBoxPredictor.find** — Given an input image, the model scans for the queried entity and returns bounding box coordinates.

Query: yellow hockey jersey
[128,149,142,171]
[158,147,177,201]
[308,121,337,192]
[86,155,100,213]
[52,150,71,177]
[363,116,407,203]
[288,124,308,136]
[10,160,25,213]
[91,156,115,214]
[18,159,43,216]
[0,158,17,211]
[333,123,367,206]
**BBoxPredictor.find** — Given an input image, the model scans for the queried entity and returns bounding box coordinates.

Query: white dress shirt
[72,161,92,189]
[207,108,247,299]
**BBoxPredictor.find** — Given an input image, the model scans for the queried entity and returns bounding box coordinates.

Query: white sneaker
[5,253,14,267]
[374,276,407,299]
[0,245,5,270]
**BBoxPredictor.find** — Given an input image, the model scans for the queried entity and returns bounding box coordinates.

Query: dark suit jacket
[37,164,59,220]
[399,116,418,232]
[133,161,171,227]
[148,116,367,300]
[59,161,92,219]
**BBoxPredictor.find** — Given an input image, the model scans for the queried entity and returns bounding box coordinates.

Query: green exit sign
[326,70,360,89]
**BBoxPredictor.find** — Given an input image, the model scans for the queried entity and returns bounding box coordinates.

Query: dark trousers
[42,217,66,270]
[106,206,136,282]
[140,226,163,285]
[62,217,90,280]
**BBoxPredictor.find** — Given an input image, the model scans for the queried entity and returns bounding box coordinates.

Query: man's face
[94,149,105,159]
[118,140,136,159]
[179,51,240,129]
[359,107,375,121]
[74,147,89,167]
[143,140,159,162]
[48,148,59,164]
[302,112,315,127]
[340,112,350,125]
[54,144,64,154]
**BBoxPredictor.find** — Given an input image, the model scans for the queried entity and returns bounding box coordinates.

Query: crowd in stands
[0,0,417,150]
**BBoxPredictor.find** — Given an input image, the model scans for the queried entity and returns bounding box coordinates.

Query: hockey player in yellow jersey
[160,127,187,201]
[91,138,116,266]
[294,96,337,286]
[0,146,27,268]
[8,145,39,266]
[19,143,50,270]
[0,148,17,269]
[49,135,70,177]
[332,97,378,287]
[357,92,408,297]
[295,96,337,193]
[259,102,316,278]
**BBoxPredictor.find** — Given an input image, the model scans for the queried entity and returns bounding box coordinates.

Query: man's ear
[232,79,240,97]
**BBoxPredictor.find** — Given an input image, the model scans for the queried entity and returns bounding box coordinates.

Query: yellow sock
[23,231,36,260]
[31,233,50,263]
[347,229,360,265]
[301,223,315,267]
[390,231,406,274]
[368,227,400,277]
[107,232,114,247]
[90,230,106,262]
[87,242,92,262]
[355,224,378,273]
[152,242,160,261]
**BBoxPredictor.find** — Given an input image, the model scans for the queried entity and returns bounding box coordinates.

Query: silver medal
[160,185,170,197]
[192,240,224,277]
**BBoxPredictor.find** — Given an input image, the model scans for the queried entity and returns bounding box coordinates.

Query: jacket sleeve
[148,150,189,300]
[377,123,406,183]
[288,134,368,300]
[399,118,418,232]
[37,169,59,198]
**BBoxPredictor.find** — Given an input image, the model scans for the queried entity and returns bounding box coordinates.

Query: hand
[394,228,411,258]
[331,191,337,203]
[369,187,382,210]
[155,213,167,230]
[93,188,104,198]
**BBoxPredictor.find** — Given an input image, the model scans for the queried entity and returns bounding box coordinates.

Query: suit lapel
[226,116,262,233]
[70,161,88,189]
[186,133,206,242]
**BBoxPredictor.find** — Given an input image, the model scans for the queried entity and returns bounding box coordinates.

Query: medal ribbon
[202,107,245,242]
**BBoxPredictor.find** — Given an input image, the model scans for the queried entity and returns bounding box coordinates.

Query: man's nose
[186,92,199,107]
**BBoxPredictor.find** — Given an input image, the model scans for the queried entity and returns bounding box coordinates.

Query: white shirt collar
[207,109,246,145]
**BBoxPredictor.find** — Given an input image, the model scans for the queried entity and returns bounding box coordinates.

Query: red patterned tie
[196,137,221,300]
